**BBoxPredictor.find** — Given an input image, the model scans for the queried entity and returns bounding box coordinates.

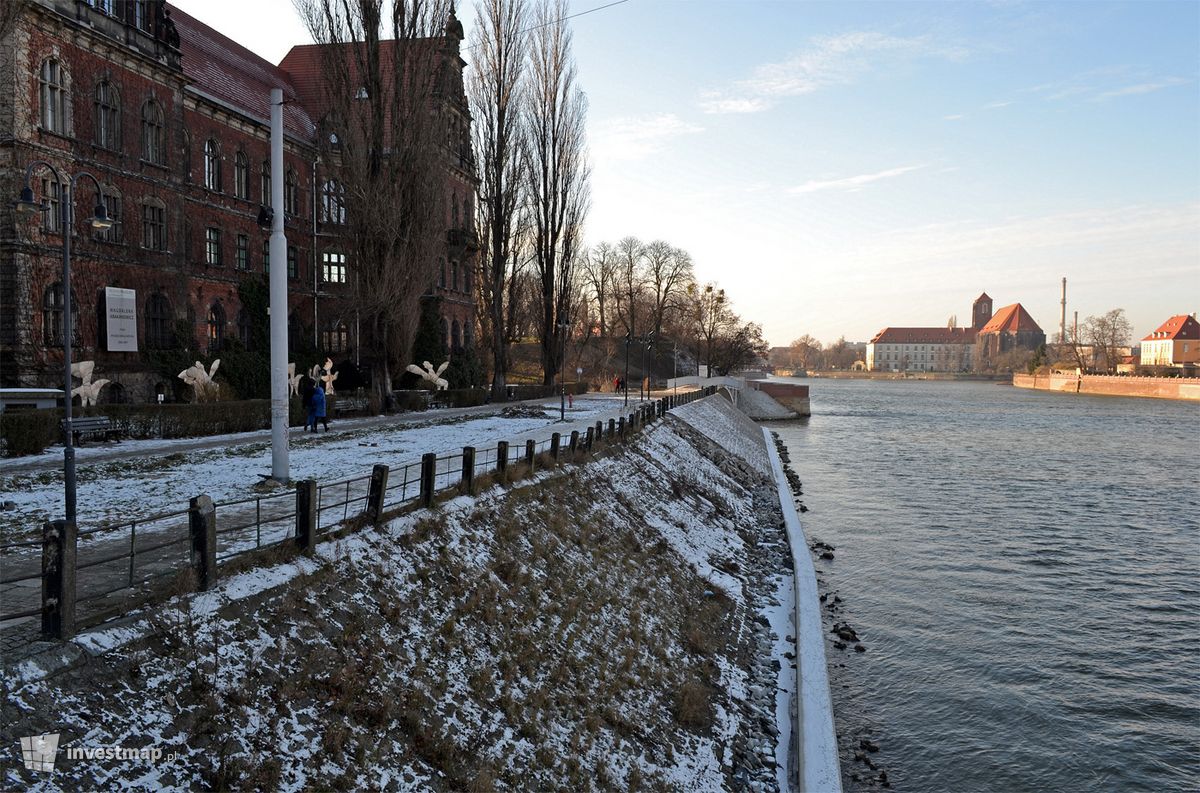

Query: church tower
[972,292,993,331]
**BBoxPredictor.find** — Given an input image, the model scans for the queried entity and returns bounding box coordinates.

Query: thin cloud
[700,31,969,114]
[983,100,1013,109]
[943,113,966,121]
[590,113,703,161]
[789,164,927,195]
[1095,77,1188,100]
[1024,67,1188,103]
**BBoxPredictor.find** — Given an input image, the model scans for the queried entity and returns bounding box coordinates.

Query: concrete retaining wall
[1013,373,1200,401]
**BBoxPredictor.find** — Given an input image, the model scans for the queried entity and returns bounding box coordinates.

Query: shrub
[0,410,61,457]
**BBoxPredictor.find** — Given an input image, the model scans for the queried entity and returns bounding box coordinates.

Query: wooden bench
[333,396,369,416]
[65,416,120,445]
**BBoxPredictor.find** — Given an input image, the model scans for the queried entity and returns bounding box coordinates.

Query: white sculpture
[70,360,110,407]
[406,360,449,391]
[287,363,301,398]
[178,359,221,401]
[308,359,338,394]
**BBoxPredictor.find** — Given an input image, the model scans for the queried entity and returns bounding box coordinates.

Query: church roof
[1143,314,1200,341]
[978,303,1042,335]
[870,327,977,345]
[975,292,992,303]
[170,4,316,141]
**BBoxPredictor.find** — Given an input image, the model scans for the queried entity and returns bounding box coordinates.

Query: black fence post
[366,464,390,523]
[420,453,437,507]
[584,426,593,451]
[497,441,509,483]
[295,480,317,555]
[608,418,615,439]
[41,519,76,640]
[569,430,579,457]
[525,439,535,469]
[461,447,475,495]
[618,416,626,438]
[189,495,217,590]
[595,421,603,444]
[551,432,561,461]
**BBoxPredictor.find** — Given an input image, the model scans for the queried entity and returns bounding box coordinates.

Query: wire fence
[2,388,716,640]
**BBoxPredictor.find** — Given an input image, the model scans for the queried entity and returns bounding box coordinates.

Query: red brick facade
[0,0,476,401]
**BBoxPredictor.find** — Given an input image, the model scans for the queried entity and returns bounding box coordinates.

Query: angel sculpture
[70,360,110,407]
[287,363,302,398]
[320,358,338,395]
[405,360,449,391]
[178,359,221,401]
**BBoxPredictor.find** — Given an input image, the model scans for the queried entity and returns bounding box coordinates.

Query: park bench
[333,395,369,416]
[65,416,120,445]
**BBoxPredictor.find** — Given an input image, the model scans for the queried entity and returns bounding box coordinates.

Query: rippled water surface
[769,379,1199,792]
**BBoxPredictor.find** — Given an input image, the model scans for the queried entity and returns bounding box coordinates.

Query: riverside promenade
[1013,372,1200,401]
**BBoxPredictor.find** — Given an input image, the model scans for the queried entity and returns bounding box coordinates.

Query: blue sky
[175,0,1200,346]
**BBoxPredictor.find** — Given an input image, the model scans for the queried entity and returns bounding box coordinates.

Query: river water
[767,379,1199,792]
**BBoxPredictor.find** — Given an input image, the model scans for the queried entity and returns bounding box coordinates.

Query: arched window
[94,80,120,149]
[234,151,249,199]
[464,262,472,294]
[96,186,122,243]
[320,180,346,224]
[42,283,79,347]
[451,261,459,292]
[141,100,164,164]
[181,130,192,179]
[237,308,253,349]
[285,168,298,216]
[203,139,221,191]
[141,198,166,251]
[322,320,348,354]
[464,324,473,349]
[206,302,225,353]
[145,293,173,349]
[261,160,270,204]
[451,320,461,352]
[39,59,69,134]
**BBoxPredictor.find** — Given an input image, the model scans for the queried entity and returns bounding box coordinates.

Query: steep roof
[1142,314,1200,341]
[169,4,316,141]
[870,327,977,345]
[978,303,1042,335]
[975,292,992,303]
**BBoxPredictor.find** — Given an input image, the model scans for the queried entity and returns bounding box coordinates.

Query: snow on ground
[738,389,798,421]
[1,394,797,792]
[0,397,626,540]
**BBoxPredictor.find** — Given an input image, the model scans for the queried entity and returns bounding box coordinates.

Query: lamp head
[14,185,43,217]
[90,202,114,231]
[256,205,274,228]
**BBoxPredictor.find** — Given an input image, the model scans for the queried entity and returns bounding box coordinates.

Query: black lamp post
[14,161,112,523]
[623,333,631,407]
[558,320,569,422]
[645,333,655,399]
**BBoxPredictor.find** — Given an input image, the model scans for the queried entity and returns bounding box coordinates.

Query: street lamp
[558,320,570,422]
[14,161,113,523]
[623,333,631,407]
[642,333,655,400]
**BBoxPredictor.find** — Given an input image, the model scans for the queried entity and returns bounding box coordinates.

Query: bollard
[607,418,615,439]
[525,439,536,469]
[497,440,509,483]
[295,480,317,555]
[595,421,604,444]
[585,426,594,451]
[551,432,561,461]
[618,416,626,437]
[366,464,390,523]
[569,430,579,456]
[461,447,475,495]
[420,452,437,507]
[41,520,77,640]
[189,494,217,590]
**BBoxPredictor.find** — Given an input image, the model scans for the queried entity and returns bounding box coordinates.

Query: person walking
[312,380,329,432]
[300,375,315,431]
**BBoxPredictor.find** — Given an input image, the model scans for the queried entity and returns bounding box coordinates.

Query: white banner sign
[105,287,138,352]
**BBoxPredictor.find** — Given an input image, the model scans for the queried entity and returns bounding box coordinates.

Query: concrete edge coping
[762,427,843,793]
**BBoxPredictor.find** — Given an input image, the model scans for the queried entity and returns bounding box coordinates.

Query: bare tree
[295,0,453,402]
[788,334,821,371]
[1085,308,1132,374]
[691,281,730,376]
[643,240,694,339]
[613,235,645,338]
[581,241,616,337]
[469,0,530,400]
[526,0,590,386]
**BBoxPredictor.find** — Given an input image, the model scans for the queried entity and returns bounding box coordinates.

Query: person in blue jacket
[311,379,329,432]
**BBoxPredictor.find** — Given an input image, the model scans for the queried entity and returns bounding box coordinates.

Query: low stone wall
[749,381,811,417]
[1013,373,1200,401]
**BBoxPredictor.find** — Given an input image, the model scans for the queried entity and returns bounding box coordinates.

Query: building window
[207,303,225,353]
[141,100,164,164]
[96,188,122,243]
[287,246,298,279]
[205,227,222,266]
[322,251,347,283]
[42,283,79,347]
[464,263,472,294]
[40,59,68,134]
[261,161,270,204]
[133,0,153,32]
[322,320,349,354]
[41,178,61,234]
[234,151,249,199]
[146,293,172,349]
[263,240,270,274]
[451,261,459,292]
[235,234,249,271]
[320,180,346,224]
[238,309,253,349]
[285,168,298,216]
[181,130,191,179]
[141,201,166,250]
[94,80,120,150]
[203,139,221,191]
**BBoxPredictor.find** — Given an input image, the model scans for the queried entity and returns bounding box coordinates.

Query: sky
[172,0,1200,347]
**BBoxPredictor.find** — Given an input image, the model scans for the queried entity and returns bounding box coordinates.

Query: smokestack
[1060,277,1067,345]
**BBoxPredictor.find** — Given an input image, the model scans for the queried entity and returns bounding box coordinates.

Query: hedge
[0,411,61,457]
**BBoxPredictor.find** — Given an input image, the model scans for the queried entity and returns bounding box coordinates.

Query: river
[767,378,1199,792]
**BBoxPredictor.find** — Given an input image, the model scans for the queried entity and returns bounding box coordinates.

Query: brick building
[0,0,477,402]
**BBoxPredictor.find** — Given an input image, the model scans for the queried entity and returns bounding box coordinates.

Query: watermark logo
[20,733,60,773]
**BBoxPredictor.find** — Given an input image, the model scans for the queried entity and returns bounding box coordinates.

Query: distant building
[867,293,992,372]
[976,303,1045,363]
[1141,314,1200,367]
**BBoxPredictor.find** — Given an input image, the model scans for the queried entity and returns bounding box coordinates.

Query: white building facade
[867,328,977,372]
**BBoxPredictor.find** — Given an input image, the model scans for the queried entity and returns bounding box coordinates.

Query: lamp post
[14,161,113,523]
[643,333,655,400]
[623,333,631,407]
[558,320,569,422]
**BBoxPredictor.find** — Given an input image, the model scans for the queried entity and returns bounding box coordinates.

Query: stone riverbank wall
[1013,373,1200,401]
